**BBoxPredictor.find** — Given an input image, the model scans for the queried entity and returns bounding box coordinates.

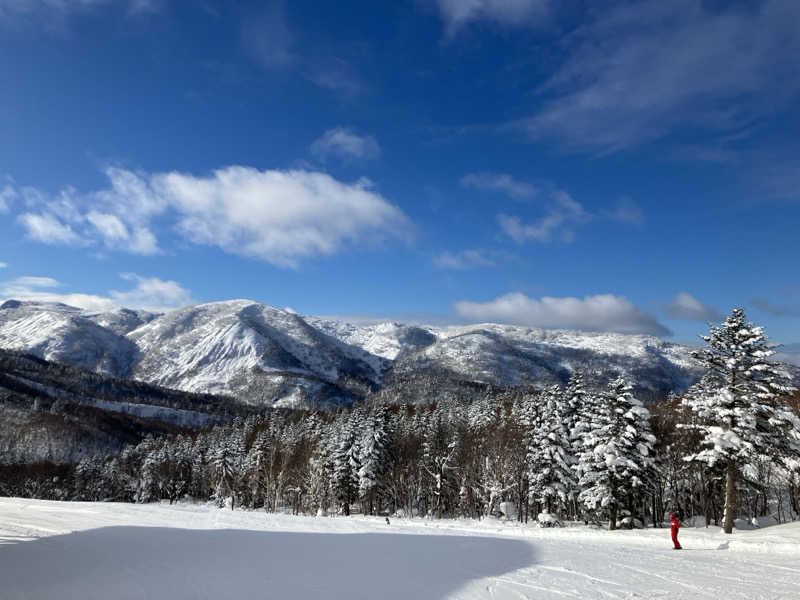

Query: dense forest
[2,309,799,532]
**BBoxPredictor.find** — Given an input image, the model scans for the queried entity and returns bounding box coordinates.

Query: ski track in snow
[0,498,798,600]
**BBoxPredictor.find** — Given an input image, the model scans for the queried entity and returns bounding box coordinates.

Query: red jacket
[670,516,681,531]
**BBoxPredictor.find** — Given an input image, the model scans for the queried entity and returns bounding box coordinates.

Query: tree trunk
[608,505,617,531]
[723,461,737,534]
[651,495,658,528]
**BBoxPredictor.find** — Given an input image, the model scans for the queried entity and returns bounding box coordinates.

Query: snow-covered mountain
[391,323,701,398]
[0,298,707,407]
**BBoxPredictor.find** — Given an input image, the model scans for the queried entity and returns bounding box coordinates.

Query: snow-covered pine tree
[562,372,587,441]
[559,373,587,516]
[683,308,800,533]
[331,417,360,516]
[212,432,241,510]
[136,445,163,504]
[358,403,390,515]
[577,377,656,530]
[244,430,270,508]
[526,385,574,517]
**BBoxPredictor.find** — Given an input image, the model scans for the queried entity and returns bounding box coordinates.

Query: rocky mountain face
[0,298,708,408]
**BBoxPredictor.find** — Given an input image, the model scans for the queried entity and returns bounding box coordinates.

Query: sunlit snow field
[1,498,798,599]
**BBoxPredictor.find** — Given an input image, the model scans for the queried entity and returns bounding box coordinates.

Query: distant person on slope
[670,513,682,550]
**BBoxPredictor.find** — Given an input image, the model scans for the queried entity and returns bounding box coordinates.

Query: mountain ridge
[0,298,715,408]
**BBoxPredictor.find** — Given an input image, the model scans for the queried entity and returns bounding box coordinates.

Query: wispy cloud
[661,292,723,322]
[16,167,162,255]
[433,248,512,270]
[241,5,363,98]
[12,166,412,268]
[435,0,550,35]
[241,4,296,69]
[18,212,88,246]
[0,272,193,313]
[454,291,670,336]
[306,57,363,98]
[519,0,800,153]
[460,172,537,199]
[752,297,800,317]
[0,0,161,28]
[0,183,13,212]
[0,262,6,269]
[310,127,381,161]
[498,189,589,243]
[606,197,644,226]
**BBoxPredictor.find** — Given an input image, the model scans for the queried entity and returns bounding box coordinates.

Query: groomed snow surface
[1,499,798,599]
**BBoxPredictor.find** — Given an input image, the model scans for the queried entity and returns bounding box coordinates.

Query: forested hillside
[0,349,256,466]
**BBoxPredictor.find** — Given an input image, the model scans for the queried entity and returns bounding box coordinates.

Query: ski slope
[1,498,798,599]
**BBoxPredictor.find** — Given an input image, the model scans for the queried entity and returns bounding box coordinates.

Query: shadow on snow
[0,526,534,599]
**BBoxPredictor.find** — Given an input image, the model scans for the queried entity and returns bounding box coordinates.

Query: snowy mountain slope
[86,307,158,336]
[0,300,139,377]
[0,298,719,407]
[127,300,383,408]
[392,323,702,397]
[304,317,437,361]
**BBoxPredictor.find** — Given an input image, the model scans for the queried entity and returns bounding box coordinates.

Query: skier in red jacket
[670,513,682,549]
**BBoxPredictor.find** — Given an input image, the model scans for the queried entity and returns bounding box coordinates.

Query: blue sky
[1,0,800,347]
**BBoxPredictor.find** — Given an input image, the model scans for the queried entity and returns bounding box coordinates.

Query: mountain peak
[0,299,709,408]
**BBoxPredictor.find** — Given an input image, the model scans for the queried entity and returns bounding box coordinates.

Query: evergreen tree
[358,403,390,515]
[683,308,799,533]
[577,377,656,530]
[212,433,241,509]
[332,419,360,516]
[527,386,574,516]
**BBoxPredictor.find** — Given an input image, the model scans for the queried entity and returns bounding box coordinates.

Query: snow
[7,299,797,408]
[1,498,799,599]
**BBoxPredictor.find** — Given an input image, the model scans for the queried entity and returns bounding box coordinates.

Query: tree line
[7,309,800,532]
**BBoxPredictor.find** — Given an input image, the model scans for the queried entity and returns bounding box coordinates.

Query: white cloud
[436,0,550,34]
[6,276,60,289]
[87,211,159,255]
[498,190,589,243]
[18,212,87,245]
[433,249,508,270]
[455,292,671,336]
[17,169,162,255]
[10,166,410,267]
[460,172,536,199]
[310,127,381,161]
[520,0,800,153]
[0,262,6,268]
[109,273,194,312]
[0,273,193,313]
[153,166,410,267]
[661,292,723,322]
[0,275,115,312]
